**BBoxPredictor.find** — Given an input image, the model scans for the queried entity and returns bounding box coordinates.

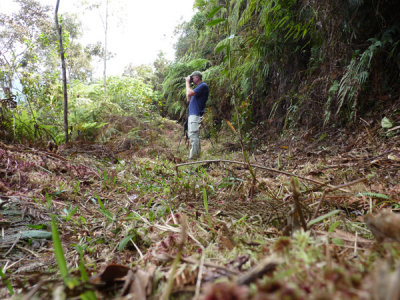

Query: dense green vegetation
[2,0,399,145]
[164,0,400,137]
[1,1,400,299]
[0,0,164,144]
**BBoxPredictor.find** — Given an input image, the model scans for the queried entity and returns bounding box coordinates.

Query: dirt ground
[1,116,400,299]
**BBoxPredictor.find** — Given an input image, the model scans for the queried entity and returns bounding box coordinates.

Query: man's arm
[185,76,195,103]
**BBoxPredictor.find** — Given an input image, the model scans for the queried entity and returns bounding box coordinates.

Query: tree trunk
[103,0,108,100]
[55,0,68,143]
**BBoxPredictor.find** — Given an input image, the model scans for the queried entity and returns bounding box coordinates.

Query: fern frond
[239,0,258,27]
[348,0,363,7]
[336,38,383,117]
[356,192,389,200]
[323,81,339,126]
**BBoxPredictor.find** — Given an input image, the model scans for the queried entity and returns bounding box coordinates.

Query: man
[185,71,209,160]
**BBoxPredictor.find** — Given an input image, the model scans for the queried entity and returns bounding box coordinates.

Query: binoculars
[184,76,194,83]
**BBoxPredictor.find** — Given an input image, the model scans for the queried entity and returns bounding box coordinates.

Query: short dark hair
[190,71,202,79]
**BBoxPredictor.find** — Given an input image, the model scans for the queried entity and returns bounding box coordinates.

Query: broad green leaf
[97,196,113,222]
[318,133,327,141]
[381,117,393,129]
[203,188,209,214]
[203,188,213,229]
[356,192,389,200]
[75,264,96,300]
[328,221,340,233]
[51,218,69,282]
[0,267,14,295]
[118,234,136,251]
[302,29,308,39]
[307,210,341,227]
[78,253,92,285]
[206,18,226,27]
[215,44,227,54]
[97,196,106,211]
[65,206,78,221]
[207,6,223,19]
[26,224,47,230]
[332,238,344,246]
[81,291,97,300]
[235,214,247,226]
[21,230,52,240]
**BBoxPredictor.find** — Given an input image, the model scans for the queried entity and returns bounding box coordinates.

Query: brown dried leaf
[236,257,280,285]
[217,222,236,250]
[316,229,373,247]
[118,265,156,299]
[174,267,197,290]
[364,210,400,242]
[91,264,132,284]
[120,270,135,297]
[0,181,9,192]
[372,262,400,300]
[0,213,10,226]
[201,282,249,300]
[226,255,250,271]
[218,235,235,250]
[129,266,156,299]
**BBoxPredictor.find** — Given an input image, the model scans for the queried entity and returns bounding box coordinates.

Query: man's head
[190,71,202,84]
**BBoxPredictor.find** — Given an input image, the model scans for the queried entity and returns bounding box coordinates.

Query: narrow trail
[1,115,399,299]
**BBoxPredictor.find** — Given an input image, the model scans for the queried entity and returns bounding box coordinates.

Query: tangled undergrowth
[0,114,400,299]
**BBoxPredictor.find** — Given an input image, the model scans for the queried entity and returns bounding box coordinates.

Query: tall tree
[0,0,51,92]
[103,0,109,100]
[55,0,68,143]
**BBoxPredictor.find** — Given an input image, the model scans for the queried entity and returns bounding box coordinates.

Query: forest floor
[1,113,400,299]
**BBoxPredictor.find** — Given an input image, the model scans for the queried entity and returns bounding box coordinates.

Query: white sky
[1,0,195,76]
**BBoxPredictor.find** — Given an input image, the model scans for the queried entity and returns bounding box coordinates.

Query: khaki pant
[188,115,201,159]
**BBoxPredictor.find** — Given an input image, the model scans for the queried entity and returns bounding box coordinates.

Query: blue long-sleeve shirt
[188,82,209,116]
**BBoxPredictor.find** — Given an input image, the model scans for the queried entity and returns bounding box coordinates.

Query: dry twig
[176,159,347,190]
[236,257,280,285]
[291,178,307,231]
[161,214,188,300]
[311,177,367,220]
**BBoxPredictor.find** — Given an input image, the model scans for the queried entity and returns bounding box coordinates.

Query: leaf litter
[0,115,400,299]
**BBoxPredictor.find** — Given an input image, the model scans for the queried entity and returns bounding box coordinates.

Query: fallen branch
[194,251,205,300]
[176,159,339,189]
[387,126,400,132]
[4,232,21,257]
[153,253,240,276]
[291,178,307,231]
[315,230,373,247]
[236,257,280,285]
[311,177,367,220]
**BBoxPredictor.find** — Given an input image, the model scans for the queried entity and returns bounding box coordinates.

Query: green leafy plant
[336,27,400,121]
[203,187,213,229]
[51,217,74,288]
[324,81,339,126]
[355,192,389,200]
[73,180,81,195]
[0,266,14,295]
[64,205,79,222]
[45,192,53,209]
[76,246,97,300]
[162,58,209,118]
[96,195,113,223]
[307,209,341,227]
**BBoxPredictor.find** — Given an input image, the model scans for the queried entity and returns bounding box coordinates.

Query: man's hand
[186,76,195,103]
